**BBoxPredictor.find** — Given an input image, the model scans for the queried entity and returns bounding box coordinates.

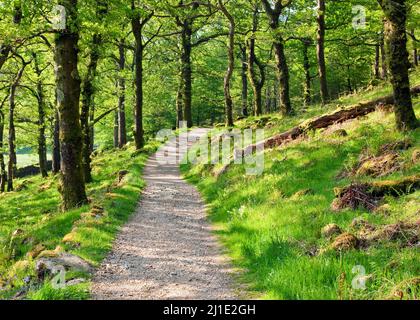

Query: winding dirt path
[91,129,237,300]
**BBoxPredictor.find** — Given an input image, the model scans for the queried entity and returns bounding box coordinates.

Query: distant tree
[377,0,418,130]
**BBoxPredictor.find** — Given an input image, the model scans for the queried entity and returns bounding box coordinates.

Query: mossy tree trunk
[80,1,107,182]
[262,0,293,116]
[316,0,329,105]
[55,0,88,210]
[239,44,248,117]
[7,61,28,191]
[117,39,127,148]
[131,3,153,149]
[219,0,235,127]
[33,53,48,178]
[248,4,266,117]
[378,0,418,131]
[380,34,388,80]
[302,39,312,105]
[179,19,193,128]
[52,109,60,174]
[0,106,6,192]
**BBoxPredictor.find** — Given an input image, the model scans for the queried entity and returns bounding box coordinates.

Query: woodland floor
[91,129,238,300]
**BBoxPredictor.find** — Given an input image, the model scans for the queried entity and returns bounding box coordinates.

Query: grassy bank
[182,73,420,300]
[0,142,159,300]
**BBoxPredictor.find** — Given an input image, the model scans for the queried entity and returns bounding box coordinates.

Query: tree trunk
[0,45,10,72]
[34,54,48,178]
[7,62,27,191]
[411,29,418,66]
[176,76,184,128]
[273,41,292,115]
[219,0,235,127]
[240,45,248,117]
[52,109,60,174]
[302,40,311,105]
[374,44,380,79]
[132,18,145,149]
[0,109,6,192]
[317,0,329,105]
[181,20,193,128]
[380,0,418,131]
[55,0,88,210]
[262,0,293,115]
[248,6,266,116]
[117,40,127,148]
[113,109,118,148]
[380,34,388,80]
[81,32,101,183]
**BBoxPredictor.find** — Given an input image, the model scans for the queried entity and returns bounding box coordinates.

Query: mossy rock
[38,246,64,259]
[26,244,46,259]
[321,224,342,238]
[331,233,359,251]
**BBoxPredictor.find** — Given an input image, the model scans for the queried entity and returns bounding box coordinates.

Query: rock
[66,278,87,286]
[412,149,420,164]
[36,253,93,281]
[26,244,46,259]
[321,224,342,238]
[38,245,64,259]
[331,233,359,251]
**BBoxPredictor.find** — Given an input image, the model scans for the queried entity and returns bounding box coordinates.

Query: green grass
[182,71,420,300]
[0,141,160,300]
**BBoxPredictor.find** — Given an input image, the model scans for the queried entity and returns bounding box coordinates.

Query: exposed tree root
[332,175,420,212]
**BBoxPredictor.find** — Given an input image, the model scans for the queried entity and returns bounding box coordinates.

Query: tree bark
[0,108,6,192]
[131,6,152,149]
[52,108,61,174]
[34,53,48,178]
[7,62,28,191]
[374,44,380,79]
[117,40,127,148]
[248,4,266,116]
[379,0,418,131]
[80,33,101,183]
[411,29,418,66]
[55,0,88,210]
[302,39,312,105]
[240,45,248,117]
[219,0,235,127]
[262,0,293,115]
[80,2,106,181]
[316,0,329,105]
[380,33,388,79]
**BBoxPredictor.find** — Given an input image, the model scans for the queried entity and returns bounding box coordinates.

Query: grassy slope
[182,70,420,300]
[0,142,159,300]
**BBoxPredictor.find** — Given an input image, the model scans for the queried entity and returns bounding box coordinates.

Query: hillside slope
[182,71,420,300]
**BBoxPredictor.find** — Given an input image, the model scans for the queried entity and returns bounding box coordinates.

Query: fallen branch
[239,85,420,157]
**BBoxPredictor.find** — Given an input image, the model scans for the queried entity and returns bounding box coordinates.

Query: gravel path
[91,129,237,300]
